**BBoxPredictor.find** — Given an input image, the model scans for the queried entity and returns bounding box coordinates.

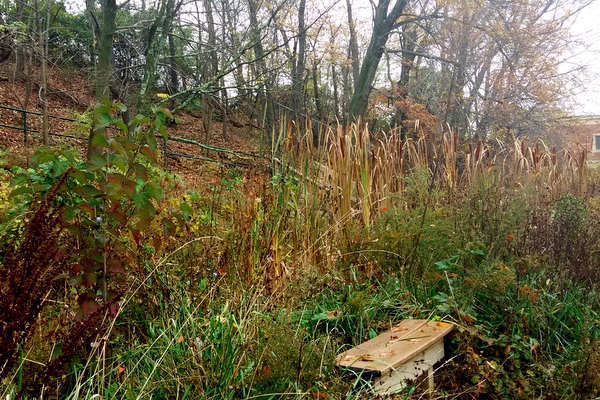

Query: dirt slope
[0,64,269,188]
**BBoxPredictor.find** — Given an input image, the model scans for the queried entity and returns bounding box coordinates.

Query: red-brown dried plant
[0,170,70,380]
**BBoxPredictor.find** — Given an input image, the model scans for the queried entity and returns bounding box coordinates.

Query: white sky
[568,0,600,115]
[65,0,599,116]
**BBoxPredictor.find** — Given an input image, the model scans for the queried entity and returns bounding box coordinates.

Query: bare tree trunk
[312,61,323,146]
[220,0,228,140]
[14,0,27,78]
[342,62,350,119]
[346,0,360,86]
[331,64,340,122]
[36,0,49,146]
[291,0,306,123]
[248,0,274,145]
[394,23,417,130]
[87,0,117,161]
[23,48,33,109]
[168,29,178,96]
[137,0,180,113]
[348,0,408,123]
[202,95,214,149]
[201,0,217,148]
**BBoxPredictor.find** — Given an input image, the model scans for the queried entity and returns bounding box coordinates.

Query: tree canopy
[0,0,592,143]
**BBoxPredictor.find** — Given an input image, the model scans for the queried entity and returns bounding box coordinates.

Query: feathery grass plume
[0,170,71,380]
[442,129,459,190]
[371,129,404,214]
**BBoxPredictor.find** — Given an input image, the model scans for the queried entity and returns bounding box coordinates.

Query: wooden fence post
[22,110,28,144]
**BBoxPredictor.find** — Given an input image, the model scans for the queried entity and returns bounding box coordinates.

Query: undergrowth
[1,118,599,399]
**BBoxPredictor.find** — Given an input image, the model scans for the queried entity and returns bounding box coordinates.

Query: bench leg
[427,367,434,399]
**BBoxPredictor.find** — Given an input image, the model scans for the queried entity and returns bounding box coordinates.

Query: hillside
[0,64,269,188]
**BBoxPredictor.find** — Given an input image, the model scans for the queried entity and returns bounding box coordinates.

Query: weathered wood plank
[336,319,454,394]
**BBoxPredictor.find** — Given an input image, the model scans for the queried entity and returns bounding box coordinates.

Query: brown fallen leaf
[115,365,125,381]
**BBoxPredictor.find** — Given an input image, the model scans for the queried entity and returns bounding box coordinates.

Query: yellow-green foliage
[0,170,11,218]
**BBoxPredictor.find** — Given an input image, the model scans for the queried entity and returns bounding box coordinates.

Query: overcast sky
[568,0,600,115]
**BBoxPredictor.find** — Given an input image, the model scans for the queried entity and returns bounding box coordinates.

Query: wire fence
[0,104,88,144]
[0,104,268,169]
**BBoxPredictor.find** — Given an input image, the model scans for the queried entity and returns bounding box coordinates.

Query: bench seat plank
[336,319,453,378]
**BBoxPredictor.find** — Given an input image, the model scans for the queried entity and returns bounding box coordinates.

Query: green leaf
[9,172,30,187]
[63,205,78,221]
[154,109,167,128]
[158,125,168,140]
[93,104,112,131]
[59,149,78,165]
[111,158,128,173]
[113,101,127,112]
[51,157,70,177]
[146,133,159,152]
[113,119,128,135]
[70,168,91,183]
[32,151,57,166]
[180,201,192,220]
[145,181,162,202]
[139,145,157,163]
[163,218,176,238]
[472,248,485,256]
[9,186,32,198]
[130,114,151,126]
[88,154,108,171]
[32,183,51,192]
[75,184,104,198]
[51,343,63,360]
[91,132,109,147]
[133,187,151,209]
[69,275,83,286]
[109,139,127,156]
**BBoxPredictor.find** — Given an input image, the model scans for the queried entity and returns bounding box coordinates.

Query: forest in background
[1,0,600,399]
[0,0,593,145]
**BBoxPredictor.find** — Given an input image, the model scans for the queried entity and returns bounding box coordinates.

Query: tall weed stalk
[0,171,70,381]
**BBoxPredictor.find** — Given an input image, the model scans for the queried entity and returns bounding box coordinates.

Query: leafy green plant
[1,100,188,393]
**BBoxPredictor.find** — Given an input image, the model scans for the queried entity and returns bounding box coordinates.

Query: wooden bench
[336,319,454,395]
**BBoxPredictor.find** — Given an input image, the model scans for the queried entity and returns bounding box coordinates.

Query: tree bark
[291,0,306,122]
[247,0,274,144]
[348,0,408,123]
[36,0,49,146]
[346,0,360,86]
[95,0,116,99]
[87,0,117,161]
[137,0,180,113]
